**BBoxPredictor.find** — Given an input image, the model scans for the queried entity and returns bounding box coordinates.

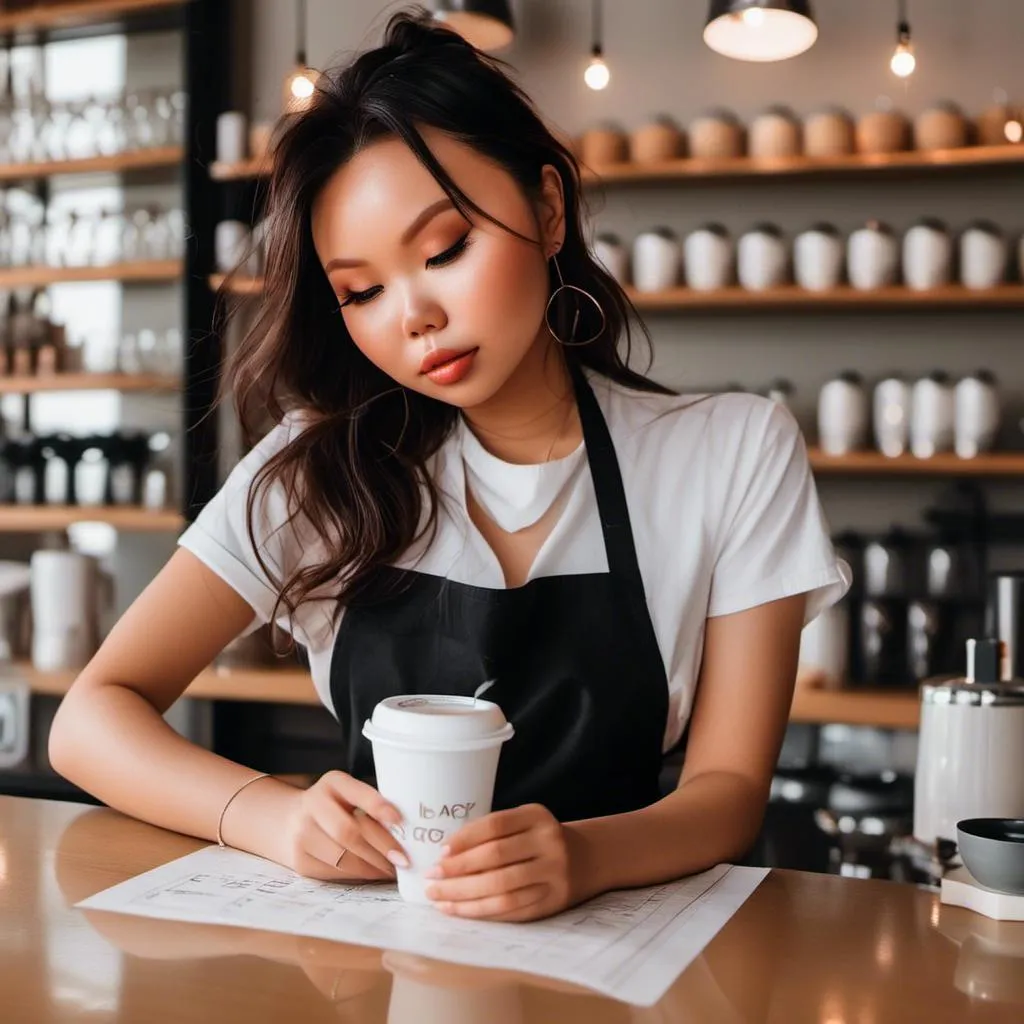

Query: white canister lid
[362,694,514,751]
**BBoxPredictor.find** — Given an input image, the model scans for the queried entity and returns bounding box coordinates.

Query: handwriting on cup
[389,802,478,846]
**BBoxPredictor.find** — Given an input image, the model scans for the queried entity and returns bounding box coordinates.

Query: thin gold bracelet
[216,772,272,848]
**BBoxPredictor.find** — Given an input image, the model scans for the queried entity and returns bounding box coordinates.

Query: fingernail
[424,865,442,879]
[386,850,410,869]
[440,845,451,856]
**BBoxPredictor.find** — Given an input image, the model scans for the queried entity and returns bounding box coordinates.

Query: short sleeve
[177,416,304,639]
[706,398,851,622]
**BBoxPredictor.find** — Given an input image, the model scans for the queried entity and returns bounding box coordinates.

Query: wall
[236,0,1024,544]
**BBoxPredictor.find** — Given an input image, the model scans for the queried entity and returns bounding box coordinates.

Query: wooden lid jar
[749,106,801,159]
[688,109,745,160]
[579,124,629,167]
[629,117,685,164]
[855,109,911,154]
[914,102,968,151]
[804,107,855,157]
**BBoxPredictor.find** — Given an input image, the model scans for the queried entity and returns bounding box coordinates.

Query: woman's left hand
[424,804,579,922]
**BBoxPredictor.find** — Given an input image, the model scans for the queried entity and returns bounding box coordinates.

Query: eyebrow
[323,198,457,273]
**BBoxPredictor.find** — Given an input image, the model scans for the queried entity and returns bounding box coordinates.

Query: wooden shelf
[210,157,272,182]
[0,506,183,531]
[0,372,178,395]
[0,146,182,183]
[582,143,1024,185]
[626,284,1024,311]
[209,273,264,295]
[790,687,920,730]
[0,0,186,34]
[0,260,181,289]
[808,449,1024,477]
[23,663,318,705]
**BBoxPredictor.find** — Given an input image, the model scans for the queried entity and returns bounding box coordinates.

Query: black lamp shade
[434,0,515,52]
[704,1,817,62]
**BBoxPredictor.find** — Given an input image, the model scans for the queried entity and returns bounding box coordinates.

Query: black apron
[329,361,670,822]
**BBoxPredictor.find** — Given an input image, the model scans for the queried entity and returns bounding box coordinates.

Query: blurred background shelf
[0,260,182,288]
[0,0,187,40]
[581,143,1024,186]
[808,449,1024,476]
[0,145,183,182]
[0,372,179,394]
[210,156,271,181]
[0,506,183,531]
[789,688,921,730]
[209,272,264,295]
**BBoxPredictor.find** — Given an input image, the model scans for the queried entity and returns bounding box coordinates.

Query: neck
[462,330,582,465]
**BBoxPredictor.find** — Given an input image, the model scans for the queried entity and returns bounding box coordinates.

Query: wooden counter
[2,796,1022,1021]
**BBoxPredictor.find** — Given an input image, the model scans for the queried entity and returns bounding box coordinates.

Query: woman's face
[311,127,564,409]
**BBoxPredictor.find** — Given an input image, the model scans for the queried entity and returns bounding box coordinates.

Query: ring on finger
[335,848,348,869]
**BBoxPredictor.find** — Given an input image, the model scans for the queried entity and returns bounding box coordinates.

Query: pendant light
[433,0,515,52]
[584,0,610,91]
[283,0,317,112]
[889,0,915,78]
[703,1,818,62]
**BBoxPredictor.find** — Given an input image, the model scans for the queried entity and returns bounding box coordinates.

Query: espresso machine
[913,573,1024,855]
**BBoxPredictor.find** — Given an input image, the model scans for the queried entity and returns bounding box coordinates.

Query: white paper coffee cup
[362,695,514,904]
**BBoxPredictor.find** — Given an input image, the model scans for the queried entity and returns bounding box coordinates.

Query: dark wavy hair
[223,6,672,624]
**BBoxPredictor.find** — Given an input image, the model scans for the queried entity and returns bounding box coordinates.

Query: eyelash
[339,233,473,308]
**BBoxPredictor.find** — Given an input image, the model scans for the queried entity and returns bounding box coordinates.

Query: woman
[50,9,849,923]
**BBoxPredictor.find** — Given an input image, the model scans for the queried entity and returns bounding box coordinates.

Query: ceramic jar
[910,372,955,458]
[579,124,629,166]
[804,107,855,157]
[856,108,910,154]
[683,224,733,291]
[914,102,968,151]
[629,117,685,163]
[737,224,787,291]
[960,221,1007,289]
[749,106,801,159]
[794,223,843,291]
[631,228,681,292]
[975,103,1021,146]
[847,221,899,290]
[873,376,912,458]
[215,111,247,165]
[818,372,869,456]
[903,218,952,291]
[954,371,1001,459]
[689,109,744,160]
[592,233,629,285]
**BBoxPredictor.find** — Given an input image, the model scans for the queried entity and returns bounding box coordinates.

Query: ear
[535,164,566,257]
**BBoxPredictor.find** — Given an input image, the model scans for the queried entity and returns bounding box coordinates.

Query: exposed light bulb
[1005,118,1023,143]
[742,7,766,28]
[890,40,915,77]
[584,54,610,90]
[283,66,317,112]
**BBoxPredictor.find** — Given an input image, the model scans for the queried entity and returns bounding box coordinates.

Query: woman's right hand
[281,771,409,882]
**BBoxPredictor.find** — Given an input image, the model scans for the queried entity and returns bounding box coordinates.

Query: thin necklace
[542,396,577,464]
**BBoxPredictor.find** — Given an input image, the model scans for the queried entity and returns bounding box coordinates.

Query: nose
[401,290,447,339]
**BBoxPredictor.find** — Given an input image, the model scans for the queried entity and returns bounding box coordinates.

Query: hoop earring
[544,253,606,347]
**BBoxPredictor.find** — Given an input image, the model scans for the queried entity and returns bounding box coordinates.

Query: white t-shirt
[179,371,851,751]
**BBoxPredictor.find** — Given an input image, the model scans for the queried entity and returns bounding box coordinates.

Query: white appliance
[30,550,109,672]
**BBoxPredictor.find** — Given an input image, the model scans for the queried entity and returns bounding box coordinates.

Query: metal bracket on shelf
[0,679,30,768]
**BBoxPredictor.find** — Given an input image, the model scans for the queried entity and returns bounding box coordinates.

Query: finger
[321,772,402,826]
[293,832,391,882]
[353,807,411,869]
[427,862,538,903]
[434,883,548,920]
[308,804,396,877]
[443,806,543,856]
[430,831,536,879]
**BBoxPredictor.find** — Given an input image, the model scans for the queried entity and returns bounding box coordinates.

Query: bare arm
[566,592,807,898]
[48,548,303,864]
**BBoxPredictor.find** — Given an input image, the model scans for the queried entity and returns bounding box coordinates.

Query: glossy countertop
[2,796,1023,1022]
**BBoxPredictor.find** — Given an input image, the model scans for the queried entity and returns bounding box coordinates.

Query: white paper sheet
[76,846,767,1006]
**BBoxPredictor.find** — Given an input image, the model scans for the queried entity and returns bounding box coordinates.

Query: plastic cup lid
[362,695,514,751]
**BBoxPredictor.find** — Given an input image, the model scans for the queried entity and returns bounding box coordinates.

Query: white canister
[683,223,733,291]
[960,221,1007,290]
[214,219,251,274]
[29,550,103,672]
[873,376,911,458]
[631,228,681,292]
[737,224,787,291]
[592,233,628,285]
[793,223,843,292]
[215,110,248,165]
[903,218,952,291]
[910,372,955,458]
[818,372,869,456]
[847,221,898,290]
[954,371,1001,459]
